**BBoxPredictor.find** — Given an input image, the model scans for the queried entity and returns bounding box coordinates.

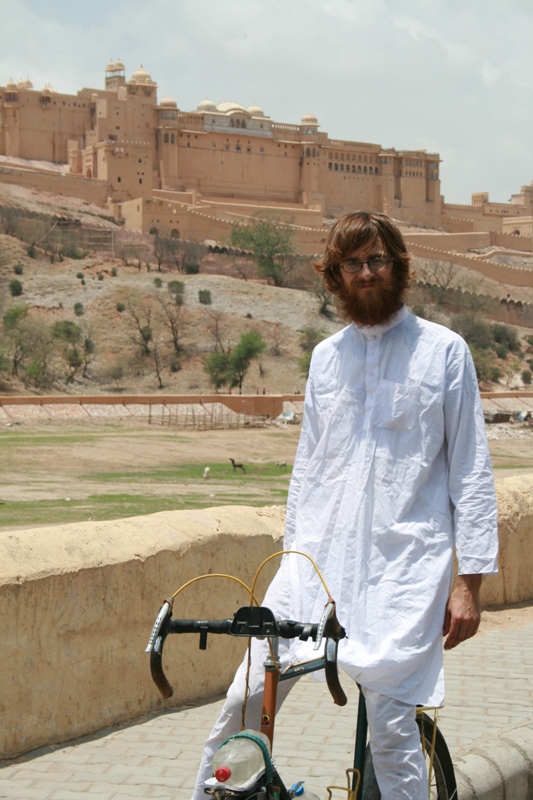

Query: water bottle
[290,781,322,800]
[212,729,271,791]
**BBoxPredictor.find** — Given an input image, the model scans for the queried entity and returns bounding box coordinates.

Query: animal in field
[229,457,246,473]
[203,466,211,480]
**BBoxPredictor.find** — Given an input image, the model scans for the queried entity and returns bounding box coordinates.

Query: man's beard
[337,274,405,326]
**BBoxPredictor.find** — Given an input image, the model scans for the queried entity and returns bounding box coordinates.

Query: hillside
[2,197,533,396]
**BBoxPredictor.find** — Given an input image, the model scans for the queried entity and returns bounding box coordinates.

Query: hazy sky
[1,0,532,205]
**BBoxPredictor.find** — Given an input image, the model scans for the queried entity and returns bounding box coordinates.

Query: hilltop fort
[0,61,532,256]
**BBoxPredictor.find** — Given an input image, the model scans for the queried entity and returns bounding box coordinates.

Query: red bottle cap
[215,765,232,782]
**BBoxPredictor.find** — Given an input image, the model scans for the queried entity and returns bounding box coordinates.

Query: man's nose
[358,263,374,279]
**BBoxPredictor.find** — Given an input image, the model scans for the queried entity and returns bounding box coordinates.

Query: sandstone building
[0,62,532,258]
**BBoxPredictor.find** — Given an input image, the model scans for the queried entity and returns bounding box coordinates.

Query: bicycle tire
[361,712,457,800]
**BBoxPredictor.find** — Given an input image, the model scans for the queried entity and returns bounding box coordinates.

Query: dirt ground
[1,418,533,630]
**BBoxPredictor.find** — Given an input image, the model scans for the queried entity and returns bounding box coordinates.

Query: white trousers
[191,592,427,799]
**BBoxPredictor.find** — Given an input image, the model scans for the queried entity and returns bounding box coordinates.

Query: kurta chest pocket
[373,380,420,430]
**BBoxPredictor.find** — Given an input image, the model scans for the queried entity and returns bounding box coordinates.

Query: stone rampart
[1,475,532,759]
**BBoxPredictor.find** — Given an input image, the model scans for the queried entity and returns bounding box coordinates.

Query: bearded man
[192,212,498,800]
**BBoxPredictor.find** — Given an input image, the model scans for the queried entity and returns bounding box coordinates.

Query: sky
[1,0,532,205]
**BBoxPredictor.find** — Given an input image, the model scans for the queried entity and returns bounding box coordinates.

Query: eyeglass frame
[338,255,393,275]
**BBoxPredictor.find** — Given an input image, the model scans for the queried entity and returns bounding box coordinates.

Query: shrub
[198,289,212,305]
[97,274,104,281]
[184,262,200,274]
[13,263,23,275]
[111,266,117,277]
[168,280,184,294]
[451,315,492,351]
[76,271,84,280]
[490,367,501,383]
[116,302,126,313]
[8,279,23,296]
[522,369,532,385]
[74,302,84,317]
[495,344,508,359]
[27,244,36,258]
[153,277,163,288]
[492,323,520,352]
[61,244,86,260]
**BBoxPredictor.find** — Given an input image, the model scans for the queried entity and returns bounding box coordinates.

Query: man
[192,211,498,799]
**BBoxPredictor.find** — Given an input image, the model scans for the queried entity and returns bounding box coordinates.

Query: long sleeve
[283,366,321,550]
[444,338,499,574]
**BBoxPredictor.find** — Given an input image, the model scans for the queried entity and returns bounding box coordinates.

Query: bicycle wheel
[361,712,456,800]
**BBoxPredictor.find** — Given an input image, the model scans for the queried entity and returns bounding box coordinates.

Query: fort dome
[129,66,155,85]
[197,98,217,112]
[17,79,33,90]
[217,101,248,114]
[301,113,318,125]
[160,96,177,108]
[247,104,265,117]
[6,79,17,91]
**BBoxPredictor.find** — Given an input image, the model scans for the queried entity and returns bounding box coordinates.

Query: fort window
[246,147,251,153]
[352,165,355,173]
[334,163,339,171]
[118,177,121,182]
[171,134,175,143]
[139,179,142,184]
[260,147,264,154]
[164,133,169,143]
[306,147,311,157]
[341,164,344,171]
[375,167,379,174]
[340,153,344,161]
[236,145,241,151]
[329,163,332,170]
[358,165,361,173]
[312,148,316,157]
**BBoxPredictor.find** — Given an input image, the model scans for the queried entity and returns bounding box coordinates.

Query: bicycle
[146,553,457,800]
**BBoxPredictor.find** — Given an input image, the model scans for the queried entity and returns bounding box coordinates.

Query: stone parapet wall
[0,506,285,759]
[0,165,109,207]
[1,475,532,759]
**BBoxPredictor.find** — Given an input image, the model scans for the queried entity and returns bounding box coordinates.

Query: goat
[229,457,246,473]
[203,466,211,480]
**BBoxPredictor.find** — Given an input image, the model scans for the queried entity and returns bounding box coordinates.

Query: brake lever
[145,598,174,653]
[314,601,335,651]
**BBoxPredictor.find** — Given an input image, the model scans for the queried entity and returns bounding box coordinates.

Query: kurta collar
[353,305,409,339]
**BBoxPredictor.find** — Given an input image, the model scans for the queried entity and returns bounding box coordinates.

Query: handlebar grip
[150,643,174,699]
[323,603,347,707]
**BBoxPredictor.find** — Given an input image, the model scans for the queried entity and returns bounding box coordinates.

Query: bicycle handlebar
[146,600,347,705]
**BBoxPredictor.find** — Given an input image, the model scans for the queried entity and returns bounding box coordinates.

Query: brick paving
[1,622,532,799]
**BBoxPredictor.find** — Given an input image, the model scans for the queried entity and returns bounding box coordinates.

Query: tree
[297,326,327,378]
[204,351,231,391]
[416,260,460,306]
[230,212,296,287]
[228,331,266,393]
[51,320,83,385]
[154,291,189,358]
[312,280,335,319]
[204,331,266,393]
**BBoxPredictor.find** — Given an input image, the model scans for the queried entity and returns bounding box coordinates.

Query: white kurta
[282,306,498,706]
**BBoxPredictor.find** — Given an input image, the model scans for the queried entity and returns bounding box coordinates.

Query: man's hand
[443,574,482,650]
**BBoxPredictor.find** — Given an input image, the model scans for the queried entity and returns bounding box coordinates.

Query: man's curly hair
[314,211,411,295]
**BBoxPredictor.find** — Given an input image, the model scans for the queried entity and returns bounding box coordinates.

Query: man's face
[337,237,403,326]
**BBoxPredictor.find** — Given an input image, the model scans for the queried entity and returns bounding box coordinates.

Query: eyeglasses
[339,255,392,274]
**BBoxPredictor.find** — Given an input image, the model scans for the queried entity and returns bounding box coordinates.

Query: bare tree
[154,292,189,357]
[205,309,229,353]
[416,260,460,305]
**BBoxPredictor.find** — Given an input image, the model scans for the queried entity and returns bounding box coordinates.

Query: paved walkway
[1,622,533,799]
